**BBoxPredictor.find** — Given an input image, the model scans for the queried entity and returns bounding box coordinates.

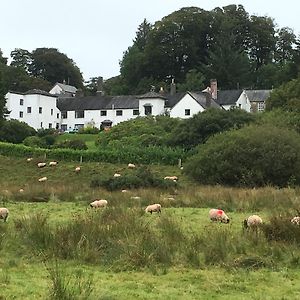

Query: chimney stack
[210,79,217,100]
[170,78,176,96]
[96,76,104,96]
[202,86,212,108]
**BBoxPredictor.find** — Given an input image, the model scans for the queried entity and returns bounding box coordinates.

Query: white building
[5,89,61,130]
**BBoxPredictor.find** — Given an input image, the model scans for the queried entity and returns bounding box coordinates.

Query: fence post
[80,155,83,164]
[178,158,182,168]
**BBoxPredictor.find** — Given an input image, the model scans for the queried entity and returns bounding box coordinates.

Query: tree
[266,78,300,112]
[29,48,83,87]
[0,49,7,65]
[177,69,205,92]
[10,48,33,72]
[184,125,300,187]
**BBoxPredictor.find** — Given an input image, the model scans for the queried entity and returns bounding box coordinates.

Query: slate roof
[189,92,221,109]
[137,91,166,99]
[56,83,77,94]
[245,90,271,102]
[57,95,139,111]
[214,90,243,105]
[9,89,57,97]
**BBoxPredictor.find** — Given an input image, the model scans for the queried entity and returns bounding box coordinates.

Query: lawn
[55,133,99,150]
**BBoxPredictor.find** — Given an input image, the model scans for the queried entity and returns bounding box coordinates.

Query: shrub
[184,125,300,187]
[37,128,56,137]
[78,126,99,134]
[90,166,178,190]
[0,119,36,143]
[23,136,47,148]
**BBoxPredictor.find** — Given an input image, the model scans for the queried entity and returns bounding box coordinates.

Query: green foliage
[36,128,56,137]
[0,120,36,143]
[266,78,300,112]
[90,166,177,191]
[184,124,300,187]
[78,126,99,134]
[23,136,47,148]
[97,116,181,148]
[168,108,256,149]
[55,139,88,150]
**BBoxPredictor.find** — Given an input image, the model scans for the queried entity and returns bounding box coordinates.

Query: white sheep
[0,208,9,222]
[113,173,121,178]
[38,176,48,182]
[75,166,81,173]
[90,199,108,208]
[164,176,178,182]
[37,162,46,168]
[243,215,263,229]
[291,216,300,225]
[19,188,24,193]
[49,161,58,166]
[27,158,33,162]
[145,203,161,214]
[209,209,230,223]
[128,163,136,169]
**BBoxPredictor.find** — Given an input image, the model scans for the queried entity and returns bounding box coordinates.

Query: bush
[78,126,99,134]
[23,136,47,148]
[37,128,56,137]
[0,119,36,143]
[55,139,88,150]
[90,166,178,190]
[184,124,300,187]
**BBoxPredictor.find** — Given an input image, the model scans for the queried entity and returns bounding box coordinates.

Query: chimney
[210,79,217,100]
[96,76,104,96]
[170,78,176,95]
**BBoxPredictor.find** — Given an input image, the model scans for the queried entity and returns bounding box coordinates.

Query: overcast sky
[0,0,298,81]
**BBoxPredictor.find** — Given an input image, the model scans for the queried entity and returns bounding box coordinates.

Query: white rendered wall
[138,98,165,117]
[170,94,204,118]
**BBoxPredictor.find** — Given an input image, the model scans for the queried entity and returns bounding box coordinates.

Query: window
[19,111,23,118]
[116,110,123,116]
[75,124,84,129]
[185,109,190,116]
[40,122,43,128]
[100,110,107,116]
[61,111,67,119]
[133,109,139,116]
[75,110,84,118]
[61,124,67,131]
[27,107,31,113]
[144,105,152,116]
[49,123,52,129]
[258,102,265,112]
[56,123,59,129]
[238,104,242,109]
[20,99,24,105]
[57,113,60,119]
[39,107,42,114]
[51,109,53,116]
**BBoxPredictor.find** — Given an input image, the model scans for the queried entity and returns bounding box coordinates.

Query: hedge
[0,142,187,165]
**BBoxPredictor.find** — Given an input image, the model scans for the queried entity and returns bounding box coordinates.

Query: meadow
[0,154,300,299]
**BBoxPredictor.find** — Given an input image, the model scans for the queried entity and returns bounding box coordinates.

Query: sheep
[38,176,47,182]
[131,196,141,200]
[27,158,33,162]
[113,173,121,178]
[19,188,24,193]
[128,163,136,169]
[209,208,230,224]
[49,161,58,166]
[145,203,161,214]
[75,166,81,173]
[291,216,300,225]
[37,162,46,168]
[243,215,263,230]
[0,208,9,222]
[90,199,108,208]
[164,176,178,182]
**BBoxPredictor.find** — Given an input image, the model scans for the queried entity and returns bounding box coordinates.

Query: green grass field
[55,133,98,150]
[1,155,300,299]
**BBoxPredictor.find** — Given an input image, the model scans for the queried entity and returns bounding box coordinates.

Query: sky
[0,0,299,81]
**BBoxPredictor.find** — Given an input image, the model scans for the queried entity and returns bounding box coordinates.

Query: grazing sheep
[0,208,9,222]
[49,161,58,166]
[145,203,161,214]
[121,189,127,193]
[164,176,178,182]
[27,158,33,162]
[131,196,141,200]
[75,166,81,173]
[113,173,121,178]
[37,162,46,168]
[128,163,136,169]
[19,188,24,193]
[209,209,230,223]
[90,199,108,208]
[38,176,48,182]
[291,216,300,225]
[243,215,263,230]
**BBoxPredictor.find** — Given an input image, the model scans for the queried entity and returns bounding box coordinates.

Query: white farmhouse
[5,89,61,130]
